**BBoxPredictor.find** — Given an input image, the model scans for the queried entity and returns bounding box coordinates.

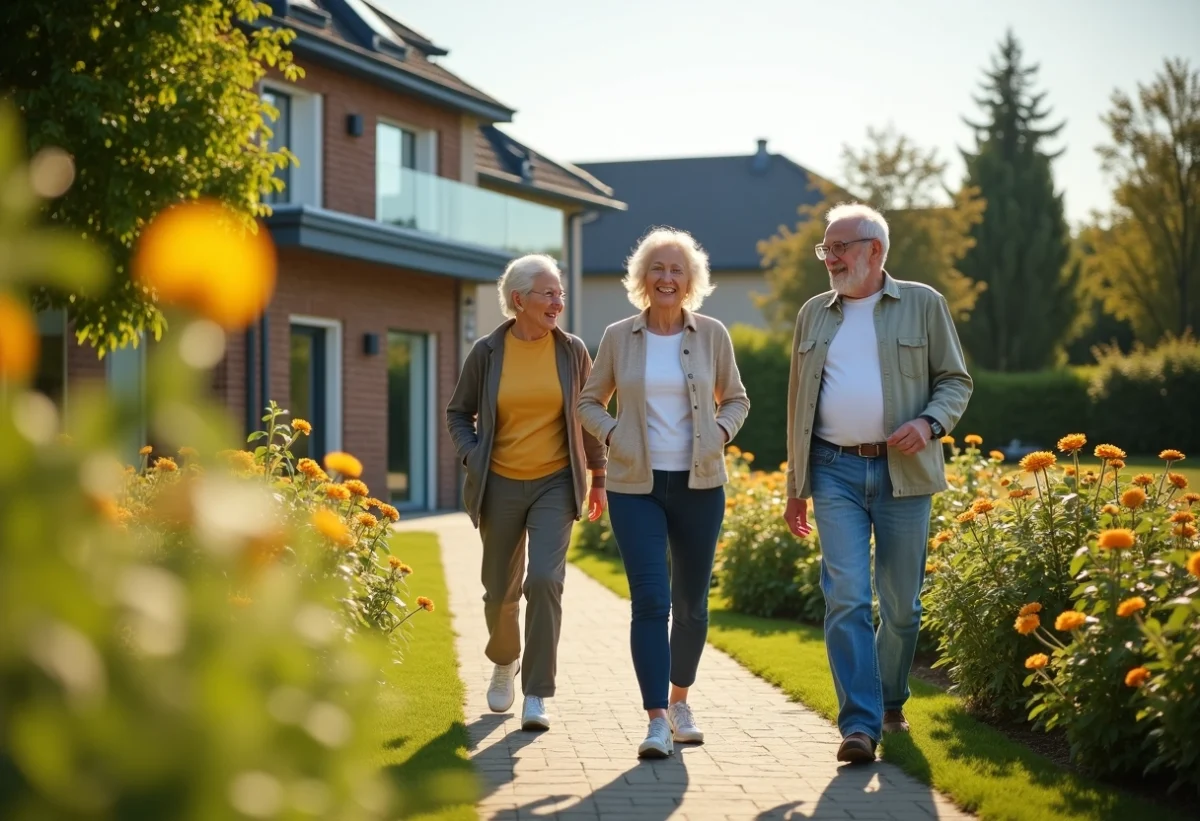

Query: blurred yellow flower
[1184,492,1200,505]
[356,512,379,529]
[1124,667,1151,687]
[934,530,953,544]
[1063,466,1077,477]
[312,508,353,547]
[297,457,328,481]
[956,510,976,524]
[1019,451,1056,473]
[1170,511,1196,524]
[388,555,402,569]
[139,445,154,456]
[131,198,277,328]
[1132,473,1154,487]
[416,596,435,612]
[344,479,369,497]
[1097,528,1136,550]
[964,434,983,446]
[940,435,955,445]
[1108,459,1126,471]
[1168,472,1189,490]
[1187,551,1200,578]
[379,504,400,523]
[989,450,1005,462]
[1014,614,1040,635]
[1019,602,1042,616]
[178,446,199,459]
[324,451,363,479]
[1057,434,1087,452]
[1175,523,1199,539]
[321,483,352,501]
[1116,597,1146,618]
[0,293,39,380]
[1009,488,1033,499]
[1101,503,1121,516]
[1120,488,1147,509]
[154,457,179,472]
[1159,449,1185,462]
[1025,653,1049,670]
[971,498,996,515]
[1094,444,1126,461]
[293,419,312,435]
[1055,611,1087,631]
[924,561,939,574]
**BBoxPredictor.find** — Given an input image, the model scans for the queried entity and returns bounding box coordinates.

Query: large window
[289,317,342,463]
[34,310,66,408]
[261,89,292,205]
[387,331,432,509]
[260,82,323,207]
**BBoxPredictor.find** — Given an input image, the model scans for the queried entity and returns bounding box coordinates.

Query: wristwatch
[919,415,944,438]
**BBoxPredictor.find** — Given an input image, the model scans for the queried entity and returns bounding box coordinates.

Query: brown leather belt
[813,437,889,458]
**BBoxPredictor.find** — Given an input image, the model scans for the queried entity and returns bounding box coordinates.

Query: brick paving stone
[397,513,977,821]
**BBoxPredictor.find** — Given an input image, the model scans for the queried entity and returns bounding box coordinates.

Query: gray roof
[576,142,826,274]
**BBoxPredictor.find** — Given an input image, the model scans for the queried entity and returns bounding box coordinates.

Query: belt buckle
[857,444,878,458]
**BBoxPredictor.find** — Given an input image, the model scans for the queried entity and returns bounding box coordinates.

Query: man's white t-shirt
[644,331,694,471]
[815,289,888,446]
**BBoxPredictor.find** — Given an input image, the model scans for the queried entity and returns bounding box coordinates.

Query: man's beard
[829,253,872,295]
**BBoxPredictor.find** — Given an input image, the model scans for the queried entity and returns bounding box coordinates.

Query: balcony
[377,166,563,260]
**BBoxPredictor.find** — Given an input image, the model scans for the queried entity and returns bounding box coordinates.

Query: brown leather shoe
[883,710,910,733]
[836,732,877,764]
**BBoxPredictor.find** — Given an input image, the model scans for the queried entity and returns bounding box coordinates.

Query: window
[387,330,434,509]
[289,317,342,463]
[260,82,323,207]
[376,121,437,225]
[34,309,66,408]
[261,89,292,205]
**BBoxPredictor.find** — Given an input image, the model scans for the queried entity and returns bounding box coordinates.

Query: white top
[643,331,694,471]
[815,289,888,446]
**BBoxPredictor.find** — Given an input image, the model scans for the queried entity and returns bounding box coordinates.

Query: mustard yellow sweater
[490,330,570,480]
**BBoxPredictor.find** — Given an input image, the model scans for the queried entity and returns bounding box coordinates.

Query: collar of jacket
[631,307,698,333]
[823,269,902,309]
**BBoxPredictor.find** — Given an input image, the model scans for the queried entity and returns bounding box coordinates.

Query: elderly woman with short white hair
[446,253,607,732]
[578,227,750,758]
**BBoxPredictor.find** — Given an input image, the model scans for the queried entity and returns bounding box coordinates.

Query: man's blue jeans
[809,440,932,742]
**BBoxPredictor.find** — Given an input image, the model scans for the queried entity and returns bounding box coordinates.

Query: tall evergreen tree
[958,31,1078,371]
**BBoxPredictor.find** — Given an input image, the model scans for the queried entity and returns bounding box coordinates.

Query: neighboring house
[35,0,624,514]
[575,139,823,347]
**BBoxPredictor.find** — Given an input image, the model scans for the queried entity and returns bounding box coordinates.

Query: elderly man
[782,203,972,764]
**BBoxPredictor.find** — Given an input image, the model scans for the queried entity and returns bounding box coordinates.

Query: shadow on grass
[381,719,480,818]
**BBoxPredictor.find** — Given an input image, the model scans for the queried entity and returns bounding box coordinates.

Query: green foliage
[726,324,792,468]
[956,369,1093,448]
[957,31,1078,371]
[0,0,300,353]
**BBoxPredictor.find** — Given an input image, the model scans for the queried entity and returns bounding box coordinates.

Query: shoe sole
[836,745,876,764]
[637,744,672,759]
[486,662,519,713]
[521,717,550,732]
[672,729,704,744]
[882,724,910,734]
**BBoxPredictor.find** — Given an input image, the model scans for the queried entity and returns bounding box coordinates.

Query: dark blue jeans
[607,470,726,710]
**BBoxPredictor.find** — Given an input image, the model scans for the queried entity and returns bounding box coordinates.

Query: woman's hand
[587,487,607,521]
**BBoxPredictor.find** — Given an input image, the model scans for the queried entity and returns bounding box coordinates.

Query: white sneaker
[486,660,520,713]
[521,695,550,731]
[667,701,704,744]
[637,716,674,759]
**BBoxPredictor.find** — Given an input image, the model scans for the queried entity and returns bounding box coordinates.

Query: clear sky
[384,0,1200,227]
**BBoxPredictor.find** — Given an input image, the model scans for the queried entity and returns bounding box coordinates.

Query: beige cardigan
[578,309,750,494]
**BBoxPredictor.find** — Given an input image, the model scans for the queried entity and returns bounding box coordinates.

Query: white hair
[622,226,715,311]
[497,254,562,319]
[826,202,890,264]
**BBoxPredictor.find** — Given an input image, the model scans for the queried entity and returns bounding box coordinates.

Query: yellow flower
[1009,488,1033,499]
[312,508,353,548]
[131,198,277,329]
[1019,602,1042,616]
[1025,653,1049,670]
[0,293,39,381]
[139,445,154,456]
[324,451,363,479]
[1014,614,1040,635]
[1187,551,1200,578]
[989,450,1005,462]
[742,452,756,463]
[416,596,435,612]
[1116,597,1146,618]
[1176,523,1199,539]
[964,434,983,446]
[1159,449,1185,462]
[956,510,976,524]
[1108,459,1126,471]
[398,562,413,575]
[1120,488,1147,509]
[1094,444,1126,461]
[224,450,256,473]
[154,457,179,472]
[1101,504,1121,516]
[178,446,199,459]
[1057,433,1087,453]
[320,483,352,501]
[1168,472,1189,490]
[925,561,939,574]
[1055,611,1087,632]
[1124,667,1151,688]
[379,504,400,523]
[1170,511,1197,524]
[1097,528,1136,550]
[388,555,403,569]
[934,530,953,544]
[940,435,955,445]
[293,419,312,435]
[356,512,379,529]
[297,458,328,482]
[1019,451,1056,473]
[1183,492,1200,505]
[1063,466,1077,477]
[971,498,996,515]
[344,479,370,497]
[1132,474,1154,487]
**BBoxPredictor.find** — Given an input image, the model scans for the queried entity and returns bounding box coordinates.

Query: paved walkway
[397,513,974,821]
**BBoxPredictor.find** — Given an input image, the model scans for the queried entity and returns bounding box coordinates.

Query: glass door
[290,323,328,462]
[387,331,429,509]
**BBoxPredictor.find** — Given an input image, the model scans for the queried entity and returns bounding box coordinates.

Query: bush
[955,370,1092,449]
[728,325,792,470]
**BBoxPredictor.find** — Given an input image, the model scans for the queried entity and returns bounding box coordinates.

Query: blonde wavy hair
[621,227,715,311]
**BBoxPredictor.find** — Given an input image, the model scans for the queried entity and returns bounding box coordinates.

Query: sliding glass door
[387,331,430,509]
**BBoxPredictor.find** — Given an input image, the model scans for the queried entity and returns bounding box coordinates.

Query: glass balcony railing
[377,165,564,260]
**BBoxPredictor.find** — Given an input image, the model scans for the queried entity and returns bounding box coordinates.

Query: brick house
[38,0,625,514]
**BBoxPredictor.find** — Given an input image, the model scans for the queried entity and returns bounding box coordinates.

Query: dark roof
[265,0,513,120]
[576,142,826,273]
[477,126,625,211]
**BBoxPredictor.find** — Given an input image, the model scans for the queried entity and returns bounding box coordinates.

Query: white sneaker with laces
[486,660,520,713]
[521,695,550,731]
[667,701,704,744]
[637,716,674,759]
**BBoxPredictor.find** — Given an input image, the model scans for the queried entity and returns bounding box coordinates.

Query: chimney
[751,138,770,173]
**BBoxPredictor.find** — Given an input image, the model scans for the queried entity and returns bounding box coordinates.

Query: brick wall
[222,248,462,509]
[268,61,467,218]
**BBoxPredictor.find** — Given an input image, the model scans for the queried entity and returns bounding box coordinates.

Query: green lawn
[376,532,479,821]
[567,543,1185,821]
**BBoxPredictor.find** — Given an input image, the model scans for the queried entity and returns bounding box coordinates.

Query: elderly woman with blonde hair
[446,253,607,732]
[578,227,749,758]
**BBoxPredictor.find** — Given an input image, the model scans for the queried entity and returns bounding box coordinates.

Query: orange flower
[1019,451,1056,473]
[1025,654,1049,670]
[1124,667,1151,688]
[297,458,328,482]
[1101,504,1121,516]
[934,530,953,544]
[956,510,976,524]
[1159,449,1185,462]
[1132,474,1154,487]
[1055,611,1087,632]
[1108,459,1126,471]
[293,419,312,435]
[1120,488,1146,509]
[344,479,370,497]
[1168,472,1189,490]
[1009,488,1033,499]
[356,512,379,529]
[139,445,154,456]
[989,450,1005,462]
[154,457,179,472]
[964,434,983,446]
[1170,511,1197,524]
[1014,613,1040,635]
[940,435,955,445]
[178,446,199,459]
[320,483,351,501]
[1187,551,1200,578]
[1097,528,1136,550]
[1183,492,1200,505]
[0,293,39,380]
[324,451,363,479]
[1094,444,1126,461]
[1019,602,1042,616]
[1116,597,1146,618]
[312,508,353,548]
[1175,523,1199,539]
[388,555,403,569]
[379,504,400,523]
[971,498,996,515]
[131,198,277,329]
[1057,433,1087,452]
[416,596,435,612]
[1063,466,1077,477]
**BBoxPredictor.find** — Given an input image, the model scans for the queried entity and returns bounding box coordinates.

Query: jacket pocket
[897,336,928,379]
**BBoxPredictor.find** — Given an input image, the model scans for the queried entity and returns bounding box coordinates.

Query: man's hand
[783,497,812,538]
[887,418,933,455]
[587,487,607,521]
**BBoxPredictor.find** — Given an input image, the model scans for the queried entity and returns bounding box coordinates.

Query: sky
[383,0,1200,228]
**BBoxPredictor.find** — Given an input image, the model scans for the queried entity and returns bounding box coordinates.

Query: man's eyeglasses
[814,238,873,261]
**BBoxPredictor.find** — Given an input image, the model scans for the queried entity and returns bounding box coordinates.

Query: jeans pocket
[811,446,838,467]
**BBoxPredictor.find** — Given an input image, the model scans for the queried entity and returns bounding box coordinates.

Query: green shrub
[728,325,792,470]
[955,370,1092,448]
